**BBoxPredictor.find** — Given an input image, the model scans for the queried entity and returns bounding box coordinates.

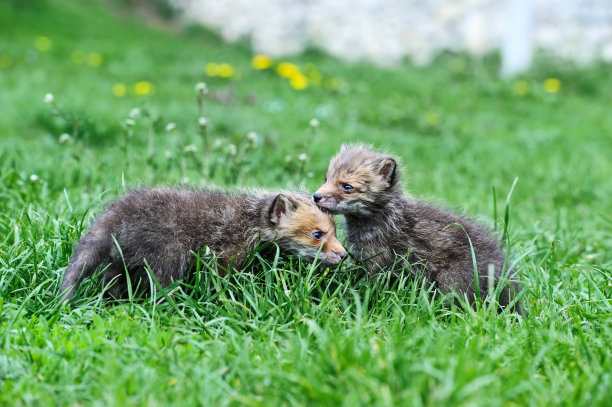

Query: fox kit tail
[61,212,115,301]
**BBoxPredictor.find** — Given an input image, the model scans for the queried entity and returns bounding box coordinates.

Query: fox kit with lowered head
[62,188,345,300]
[313,145,521,312]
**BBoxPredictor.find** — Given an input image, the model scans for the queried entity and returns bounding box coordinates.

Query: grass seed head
[198,117,209,128]
[59,133,73,144]
[129,108,141,118]
[195,82,208,96]
[226,144,237,155]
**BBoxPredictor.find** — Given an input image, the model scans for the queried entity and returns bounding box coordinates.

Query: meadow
[0,0,611,405]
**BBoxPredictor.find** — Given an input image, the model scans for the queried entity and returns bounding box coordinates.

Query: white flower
[165,122,176,132]
[195,82,208,95]
[212,139,223,148]
[59,133,73,144]
[309,118,320,128]
[298,153,308,161]
[129,108,141,118]
[198,117,209,128]
[226,144,237,155]
[29,174,39,183]
[124,119,135,127]
[44,93,54,104]
[284,155,292,163]
[247,131,257,141]
[184,144,197,153]
[164,150,173,159]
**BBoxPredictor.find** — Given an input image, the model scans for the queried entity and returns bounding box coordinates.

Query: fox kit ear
[269,194,298,224]
[378,158,397,186]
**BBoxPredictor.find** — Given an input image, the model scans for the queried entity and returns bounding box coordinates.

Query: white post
[501,0,534,77]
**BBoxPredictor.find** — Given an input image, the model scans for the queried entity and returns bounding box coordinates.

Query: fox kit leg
[105,250,191,299]
[149,251,191,289]
[101,260,129,299]
[498,280,523,315]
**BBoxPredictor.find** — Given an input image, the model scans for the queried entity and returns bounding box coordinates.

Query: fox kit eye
[341,183,354,191]
[312,231,323,240]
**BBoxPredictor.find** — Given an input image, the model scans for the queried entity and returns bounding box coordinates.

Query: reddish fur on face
[274,194,346,264]
[314,144,398,215]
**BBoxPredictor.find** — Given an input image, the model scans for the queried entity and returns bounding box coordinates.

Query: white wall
[171,0,612,71]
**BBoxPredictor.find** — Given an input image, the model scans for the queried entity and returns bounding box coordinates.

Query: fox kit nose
[333,248,347,259]
[312,193,323,203]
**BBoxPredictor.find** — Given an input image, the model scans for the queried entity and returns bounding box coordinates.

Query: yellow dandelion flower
[87,52,103,67]
[513,80,529,96]
[133,81,154,95]
[252,54,272,70]
[217,63,235,78]
[0,55,12,69]
[35,36,51,52]
[425,112,438,125]
[277,62,299,78]
[205,62,219,76]
[70,50,85,64]
[112,83,127,97]
[289,73,308,90]
[544,78,561,93]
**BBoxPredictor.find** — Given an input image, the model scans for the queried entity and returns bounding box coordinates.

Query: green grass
[1,0,611,405]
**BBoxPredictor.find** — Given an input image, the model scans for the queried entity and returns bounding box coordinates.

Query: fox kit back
[61,188,345,301]
[314,145,522,313]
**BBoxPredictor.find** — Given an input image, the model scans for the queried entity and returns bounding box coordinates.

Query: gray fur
[62,188,342,300]
[315,145,522,313]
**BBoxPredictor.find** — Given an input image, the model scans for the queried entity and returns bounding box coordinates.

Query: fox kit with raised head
[62,188,346,300]
[313,145,521,312]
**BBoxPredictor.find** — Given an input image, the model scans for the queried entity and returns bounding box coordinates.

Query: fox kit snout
[61,189,345,300]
